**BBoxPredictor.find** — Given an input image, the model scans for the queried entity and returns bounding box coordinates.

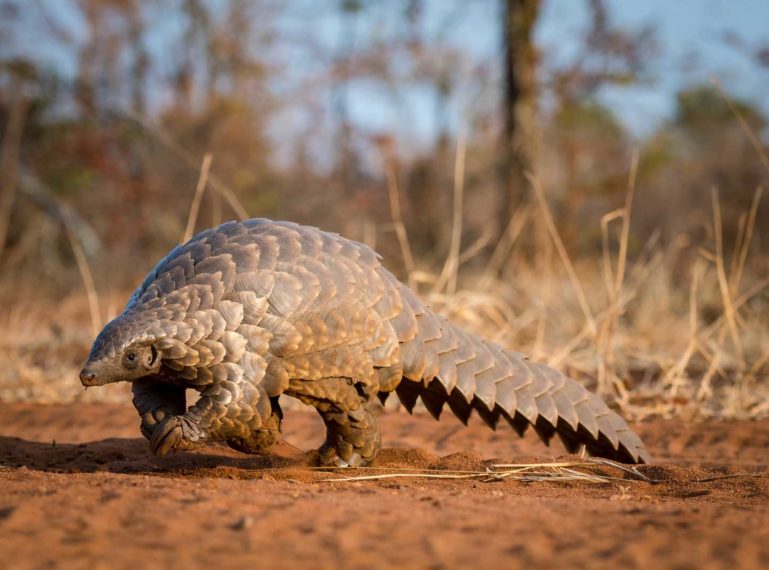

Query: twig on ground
[318,458,659,484]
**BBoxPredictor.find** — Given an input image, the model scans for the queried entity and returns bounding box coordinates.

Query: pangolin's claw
[149,416,202,456]
[336,453,364,468]
[317,445,366,468]
[149,416,181,456]
[140,410,166,441]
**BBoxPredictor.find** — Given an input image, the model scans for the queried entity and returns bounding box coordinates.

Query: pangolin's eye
[123,351,138,368]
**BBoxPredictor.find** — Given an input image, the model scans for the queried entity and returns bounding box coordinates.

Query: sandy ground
[0,403,767,570]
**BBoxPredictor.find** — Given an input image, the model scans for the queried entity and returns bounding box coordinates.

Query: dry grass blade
[697,333,723,401]
[700,276,769,341]
[584,457,660,483]
[182,153,213,243]
[531,244,553,361]
[711,188,744,368]
[664,260,703,395]
[307,466,490,474]
[482,205,531,281]
[550,245,665,371]
[600,208,624,296]
[748,348,769,377]
[528,173,596,334]
[732,187,763,293]
[320,472,485,482]
[614,149,639,296]
[385,160,416,287]
[433,131,467,296]
[127,112,249,220]
[597,150,640,394]
[710,75,769,176]
[63,220,101,338]
[730,212,748,282]
[319,459,654,484]
[458,227,493,265]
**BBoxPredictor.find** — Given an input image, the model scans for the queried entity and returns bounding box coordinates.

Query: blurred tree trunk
[126,4,148,115]
[175,0,212,110]
[403,0,450,258]
[0,89,26,261]
[75,0,100,116]
[407,82,451,260]
[499,0,540,235]
[333,0,361,199]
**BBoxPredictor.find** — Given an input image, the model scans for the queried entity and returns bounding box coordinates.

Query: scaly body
[80,219,649,465]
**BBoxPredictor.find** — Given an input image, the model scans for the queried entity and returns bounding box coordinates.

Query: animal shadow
[0,435,313,475]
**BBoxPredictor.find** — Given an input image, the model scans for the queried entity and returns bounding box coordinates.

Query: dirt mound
[0,403,767,569]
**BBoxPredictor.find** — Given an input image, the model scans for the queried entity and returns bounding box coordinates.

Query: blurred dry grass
[1,162,766,422]
[0,103,767,421]
[0,1,767,422]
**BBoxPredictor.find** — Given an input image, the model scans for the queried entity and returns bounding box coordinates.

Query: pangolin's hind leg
[287,378,381,467]
[226,396,283,454]
[317,398,381,467]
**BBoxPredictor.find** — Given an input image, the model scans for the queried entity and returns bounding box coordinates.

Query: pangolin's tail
[383,295,649,464]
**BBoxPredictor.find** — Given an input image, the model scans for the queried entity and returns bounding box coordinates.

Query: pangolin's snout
[79,366,98,386]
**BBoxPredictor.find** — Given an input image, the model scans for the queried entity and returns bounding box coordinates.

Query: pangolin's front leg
[131,378,186,440]
[147,379,280,457]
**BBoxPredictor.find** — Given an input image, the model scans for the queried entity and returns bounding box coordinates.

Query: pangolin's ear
[145,344,160,370]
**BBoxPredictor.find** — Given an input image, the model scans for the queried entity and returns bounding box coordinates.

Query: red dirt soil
[0,403,767,570]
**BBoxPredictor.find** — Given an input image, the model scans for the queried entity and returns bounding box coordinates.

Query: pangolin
[79,219,649,465]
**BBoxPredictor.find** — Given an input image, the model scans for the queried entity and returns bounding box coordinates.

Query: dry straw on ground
[317,458,657,484]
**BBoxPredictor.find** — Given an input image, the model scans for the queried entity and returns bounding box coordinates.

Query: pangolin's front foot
[140,410,171,441]
[149,415,206,456]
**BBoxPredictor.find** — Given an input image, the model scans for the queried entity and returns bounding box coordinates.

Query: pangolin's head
[79,310,168,387]
[80,259,234,387]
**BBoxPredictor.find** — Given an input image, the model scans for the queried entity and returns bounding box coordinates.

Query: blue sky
[554,0,769,135]
[7,0,769,151]
[314,0,769,152]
